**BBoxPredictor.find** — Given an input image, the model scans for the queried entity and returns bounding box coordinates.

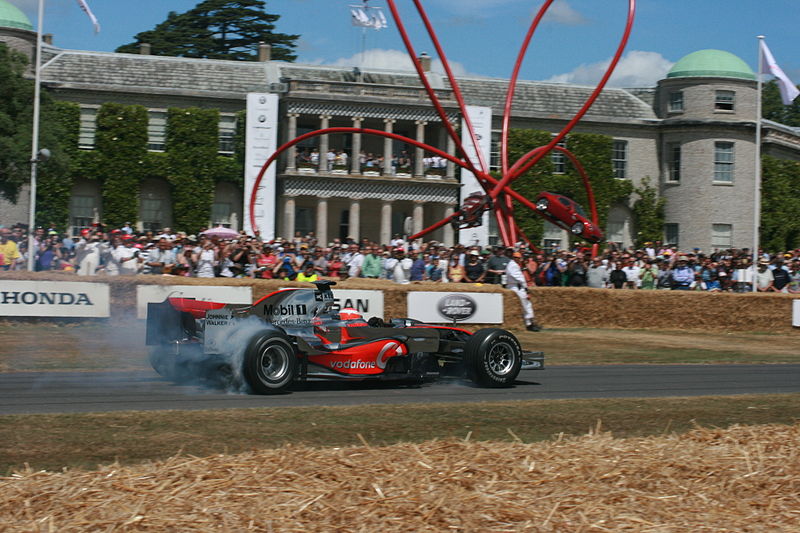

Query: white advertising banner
[0,281,110,317]
[459,105,493,247]
[793,299,800,327]
[406,292,503,324]
[330,289,384,320]
[136,285,253,319]
[244,92,280,239]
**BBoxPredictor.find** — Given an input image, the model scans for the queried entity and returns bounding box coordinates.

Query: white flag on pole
[760,40,799,105]
[75,0,101,33]
[350,5,387,30]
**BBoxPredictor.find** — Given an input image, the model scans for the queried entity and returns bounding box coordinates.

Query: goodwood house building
[2,0,800,251]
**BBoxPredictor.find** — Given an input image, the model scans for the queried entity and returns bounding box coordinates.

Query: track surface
[2,365,799,415]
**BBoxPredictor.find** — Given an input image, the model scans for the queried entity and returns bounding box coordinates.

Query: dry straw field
[1,423,798,531]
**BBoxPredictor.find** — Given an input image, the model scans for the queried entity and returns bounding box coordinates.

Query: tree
[115,1,298,62]
[760,155,800,251]
[761,80,800,127]
[631,176,665,248]
[0,43,73,228]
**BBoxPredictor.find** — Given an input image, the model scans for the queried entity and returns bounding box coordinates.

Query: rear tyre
[148,345,179,381]
[242,332,298,394]
[535,197,549,211]
[465,329,522,387]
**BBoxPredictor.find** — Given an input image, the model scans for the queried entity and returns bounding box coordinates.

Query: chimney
[418,52,432,72]
[42,34,53,45]
[258,42,272,62]
[139,43,151,55]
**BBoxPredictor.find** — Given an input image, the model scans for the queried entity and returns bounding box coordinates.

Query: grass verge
[2,393,799,474]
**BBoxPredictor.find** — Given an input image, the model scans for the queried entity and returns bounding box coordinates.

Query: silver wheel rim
[487,341,516,376]
[536,199,548,210]
[257,342,291,383]
[571,222,583,235]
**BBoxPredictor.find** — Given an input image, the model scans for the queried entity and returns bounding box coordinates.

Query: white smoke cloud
[544,50,675,88]
[325,48,474,77]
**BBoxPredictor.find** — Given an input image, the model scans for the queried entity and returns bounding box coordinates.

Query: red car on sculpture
[146,281,544,394]
[534,191,603,243]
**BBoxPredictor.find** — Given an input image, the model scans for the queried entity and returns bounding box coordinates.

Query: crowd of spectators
[295,147,447,175]
[2,223,799,294]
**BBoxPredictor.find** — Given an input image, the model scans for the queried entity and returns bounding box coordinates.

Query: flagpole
[26,0,45,272]
[751,35,764,292]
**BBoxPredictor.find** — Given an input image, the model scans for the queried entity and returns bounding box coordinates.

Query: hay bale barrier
[1,272,798,332]
[1,424,798,531]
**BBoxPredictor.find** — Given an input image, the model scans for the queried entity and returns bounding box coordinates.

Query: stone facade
[2,21,800,251]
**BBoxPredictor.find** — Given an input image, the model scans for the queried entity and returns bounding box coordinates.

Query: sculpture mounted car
[534,191,604,243]
[145,281,544,394]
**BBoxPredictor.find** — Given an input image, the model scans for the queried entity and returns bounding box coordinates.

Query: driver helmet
[338,307,367,326]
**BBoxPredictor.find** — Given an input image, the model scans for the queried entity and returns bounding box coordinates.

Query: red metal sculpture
[249,0,636,249]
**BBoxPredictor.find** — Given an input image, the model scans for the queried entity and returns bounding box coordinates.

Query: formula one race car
[145,281,544,394]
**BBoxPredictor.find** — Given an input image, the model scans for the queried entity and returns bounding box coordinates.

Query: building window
[711,224,732,249]
[147,110,166,151]
[141,198,167,231]
[70,195,97,232]
[612,140,628,179]
[714,90,735,111]
[489,130,501,171]
[552,139,567,174]
[667,143,681,183]
[668,91,684,112]
[714,142,735,183]
[78,106,97,149]
[664,223,679,248]
[296,207,314,238]
[219,113,236,154]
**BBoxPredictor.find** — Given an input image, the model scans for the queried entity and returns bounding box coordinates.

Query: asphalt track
[1,364,799,415]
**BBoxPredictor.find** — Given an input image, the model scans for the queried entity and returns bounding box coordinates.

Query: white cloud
[544,50,674,88]
[543,1,588,26]
[327,48,474,77]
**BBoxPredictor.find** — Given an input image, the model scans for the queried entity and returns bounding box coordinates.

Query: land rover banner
[0,281,110,318]
[406,292,503,324]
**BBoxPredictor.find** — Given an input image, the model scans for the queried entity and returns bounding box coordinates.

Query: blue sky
[11,0,800,87]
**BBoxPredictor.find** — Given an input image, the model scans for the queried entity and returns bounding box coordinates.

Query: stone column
[442,205,455,247]
[383,118,395,176]
[414,121,427,178]
[412,202,425,236]
[351,117,363,174]
[286,113,299,172]
[446,135,456,179]
[315,197,328,246]
[283,196,296,240]
[380,200,393,244]
[318,115,331,172]
[349,199,361,243]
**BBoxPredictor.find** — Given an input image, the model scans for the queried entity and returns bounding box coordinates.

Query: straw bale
[1,423,798,531]
[3,272,799,332]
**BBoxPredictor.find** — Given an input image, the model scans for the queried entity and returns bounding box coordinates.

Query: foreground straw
[2,423,798,531]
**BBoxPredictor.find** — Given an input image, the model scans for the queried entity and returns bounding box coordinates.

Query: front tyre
[570,221,584,235]
[242,332,298,394]
[465,329,522,387]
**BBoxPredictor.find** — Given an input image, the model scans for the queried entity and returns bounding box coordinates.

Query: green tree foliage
[115,1,298,61]
[0,44,72,227]
[631,176,665,248]
[35,102,80,229]
[507,130,631,245]
[760,155,800,251]
[95,103,149,228]
[165,107,220,231]
[761,80,800,127]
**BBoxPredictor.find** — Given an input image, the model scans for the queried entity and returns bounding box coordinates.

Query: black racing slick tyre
[242,332,298,394]
[149,346,179,381]
[465,328,522,387]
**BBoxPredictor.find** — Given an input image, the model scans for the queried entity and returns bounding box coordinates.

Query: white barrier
[793,299,800,327]
[136,285,253,319]
[406,292,504,324]
[330,289,384,320]
[0,281,110,317]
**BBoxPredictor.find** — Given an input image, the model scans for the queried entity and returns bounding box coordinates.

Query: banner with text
[407,292,503,324]
[330,289,384,320]
[136,285,253,319]
[459,105,493,247]
[244,93,280,239]
[0,281,110,317]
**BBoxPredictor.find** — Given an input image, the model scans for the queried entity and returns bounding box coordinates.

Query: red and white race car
[146,281,544,394]
[535,191,603,243]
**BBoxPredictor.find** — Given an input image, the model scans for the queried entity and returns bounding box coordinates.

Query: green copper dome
[0,0,33,31]
[667,49,755,80]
